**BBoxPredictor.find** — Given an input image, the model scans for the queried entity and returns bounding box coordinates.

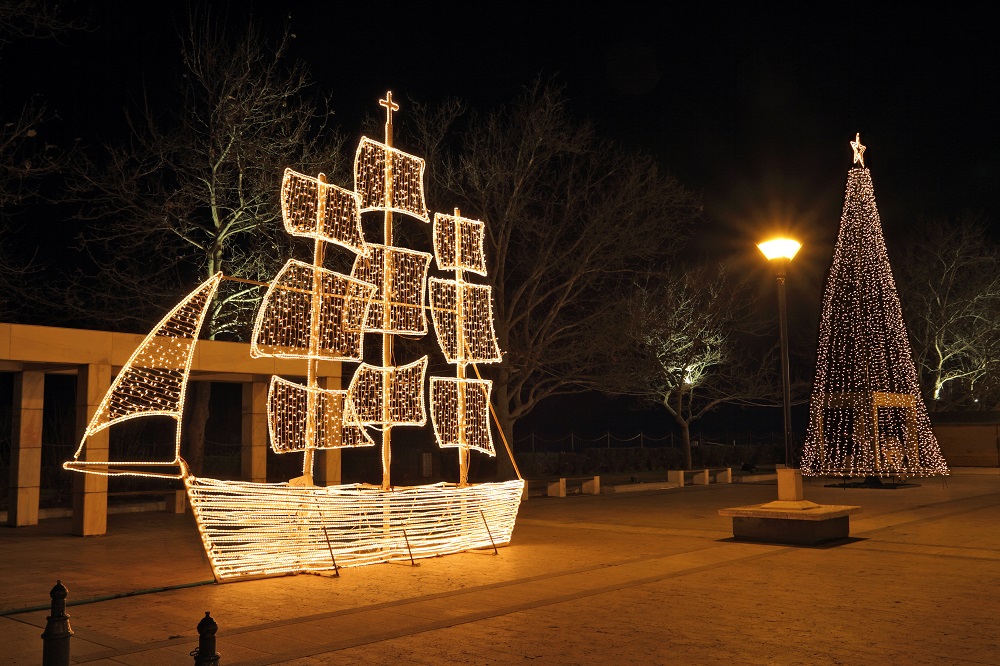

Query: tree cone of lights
[801,159,948,478]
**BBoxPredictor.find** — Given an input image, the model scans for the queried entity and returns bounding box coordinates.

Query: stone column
[72,363,110,536]
[241,377,267,482]
[314,375,342,487]
[315,446,343,487]
[7,370,44,526]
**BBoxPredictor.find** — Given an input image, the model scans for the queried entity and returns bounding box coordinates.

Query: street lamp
[717,235,859,536]
[757,238,801,469]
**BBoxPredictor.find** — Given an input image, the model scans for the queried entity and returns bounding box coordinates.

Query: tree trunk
[493,382,518,481]
[680,420,692,470]
[184,381,211,476]
[670,390,693,470]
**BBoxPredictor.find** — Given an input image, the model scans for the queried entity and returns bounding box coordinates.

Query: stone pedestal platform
[718,503,862,546]
[718,468,861,546]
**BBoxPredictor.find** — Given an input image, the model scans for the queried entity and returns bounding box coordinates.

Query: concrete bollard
[41,580,73,666]
[546,478,566,498]
[191,612,220,665]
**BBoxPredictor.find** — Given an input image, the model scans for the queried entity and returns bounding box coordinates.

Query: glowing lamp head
[757,238,801,262]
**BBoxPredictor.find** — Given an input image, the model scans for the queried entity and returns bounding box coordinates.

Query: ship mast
[380,92,397,490]
[453,207,471,486]
[301,173,330,486]
[428,210,503,482]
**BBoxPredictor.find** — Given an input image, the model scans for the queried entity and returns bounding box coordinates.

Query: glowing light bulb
[757,238,802,262]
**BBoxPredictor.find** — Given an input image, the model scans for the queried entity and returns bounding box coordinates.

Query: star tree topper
[851,132,866,167]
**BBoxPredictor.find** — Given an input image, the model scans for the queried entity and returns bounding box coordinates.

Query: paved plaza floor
[1,470,998,665]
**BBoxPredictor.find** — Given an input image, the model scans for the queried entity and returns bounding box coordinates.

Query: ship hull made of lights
[185,477,525,580]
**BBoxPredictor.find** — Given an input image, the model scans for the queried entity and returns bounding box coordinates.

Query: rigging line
[468,354,522,482]
[453,318,518,479]
[220,275,270,287]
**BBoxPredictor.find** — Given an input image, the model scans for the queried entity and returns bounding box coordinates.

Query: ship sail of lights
[65,92,524,580]
[800,135,948,478]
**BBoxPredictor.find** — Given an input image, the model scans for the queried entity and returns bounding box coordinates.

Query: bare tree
[65,14,345,335]
[61,13,345,473]
[594,264,777,468]
[0,1,86,317]
[0,97,49,315]
[0,87,77,320]
[403,81,701,474]
[0,0,84,45]
[896,213,1000,410]
[0,0,85,208]
[0,97,64,210]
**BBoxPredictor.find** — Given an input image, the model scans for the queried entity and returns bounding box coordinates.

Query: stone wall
[932,424,1000,467]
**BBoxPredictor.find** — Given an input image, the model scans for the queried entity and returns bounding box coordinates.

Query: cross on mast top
[380,91,399,145]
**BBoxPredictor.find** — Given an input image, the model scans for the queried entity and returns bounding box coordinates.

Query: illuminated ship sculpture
[65,93,524,581]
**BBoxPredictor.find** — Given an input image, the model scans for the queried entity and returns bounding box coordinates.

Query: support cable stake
[322,526,340,577]
[402,528,417,566]
[479,509,498,555]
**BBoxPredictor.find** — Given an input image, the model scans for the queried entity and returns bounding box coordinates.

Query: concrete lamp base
[718,469,862,546]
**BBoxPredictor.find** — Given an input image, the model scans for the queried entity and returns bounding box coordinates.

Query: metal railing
[515,431,785,453]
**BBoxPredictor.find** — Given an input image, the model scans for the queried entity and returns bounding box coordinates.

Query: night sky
[4,2,998,434]
[7,4,997,225]
[7,5,997,267]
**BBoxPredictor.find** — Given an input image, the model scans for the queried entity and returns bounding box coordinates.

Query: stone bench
[523,476,600,499]
[666,467,732,487]
[717,503,862,546]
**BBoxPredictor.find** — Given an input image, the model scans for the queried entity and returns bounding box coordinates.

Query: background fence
[512,431,786,477]
[514,430,786,453]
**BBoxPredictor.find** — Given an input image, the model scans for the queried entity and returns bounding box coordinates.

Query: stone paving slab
[1,469,997,664]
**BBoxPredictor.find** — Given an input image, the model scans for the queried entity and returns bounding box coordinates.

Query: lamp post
[718,235,860,537]
[757,238,801,469]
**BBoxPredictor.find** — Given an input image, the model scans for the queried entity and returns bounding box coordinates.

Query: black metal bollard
[41,580,73,666]
[191,611,220,665]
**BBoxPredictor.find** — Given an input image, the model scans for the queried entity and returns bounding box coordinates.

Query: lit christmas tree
[800,134,949,478]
